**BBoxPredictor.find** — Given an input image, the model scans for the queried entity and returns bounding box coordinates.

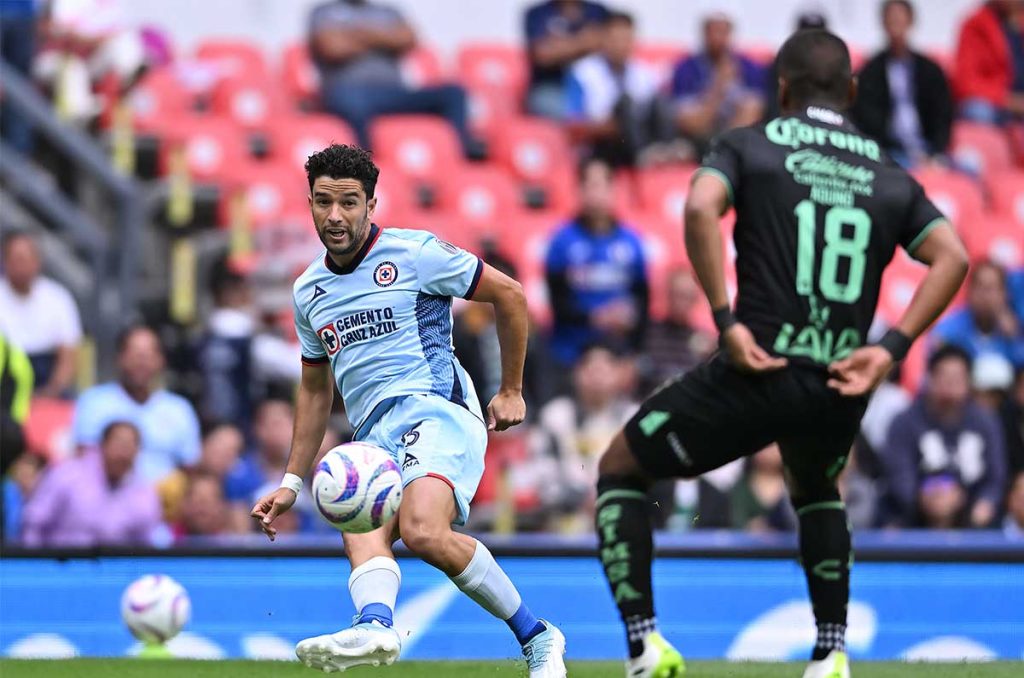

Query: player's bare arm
[251,361,335,540]
[466,263,528,431]
[685,173,787,374]
[828,223,968,397]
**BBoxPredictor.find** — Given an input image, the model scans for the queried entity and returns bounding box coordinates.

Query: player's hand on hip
[722,323,788,373]
[827,345,894,397]
[486,389,526,432]
[250,488,297,541]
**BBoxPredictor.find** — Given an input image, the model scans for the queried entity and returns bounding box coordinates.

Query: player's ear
[367,194,377,217]
[846,77,858,109]
[777,77,788,112]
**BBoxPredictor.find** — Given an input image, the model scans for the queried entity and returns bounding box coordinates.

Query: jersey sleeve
[693,132,741,206]
[293,293,327,364]
[900,178,948,255]
[417,235,485,299]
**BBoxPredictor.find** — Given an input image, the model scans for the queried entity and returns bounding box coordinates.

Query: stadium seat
[24,397,74,462]
[222,161,310,228]
[194,38,270,78]
[209,73,287,132]
[637,166,699,224]
[502,213,556,326]
[912,168,985,227]
[467,85,520,140]
[372,163,418,227]
[435,166,520,235]
[157,115,250,183]
[489,117,575,210]
[126,68,194,132]
[370,115,464,181]
[926,48,954,77]
[741,44,776,67]
[455,43,528,101]
[634,43,687,81]
[280,42,320,108]
[951,122,1013,177]
[986,170,1024,224]
[878,248,928,327]
[401,45,445,88]
[961,215,1024,269]
[265,114,357,173]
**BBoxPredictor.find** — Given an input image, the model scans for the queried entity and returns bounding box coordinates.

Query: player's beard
[318,208,370,258]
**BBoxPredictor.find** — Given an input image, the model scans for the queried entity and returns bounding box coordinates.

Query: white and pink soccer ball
[121,574,191,644]
[313,442,403,533]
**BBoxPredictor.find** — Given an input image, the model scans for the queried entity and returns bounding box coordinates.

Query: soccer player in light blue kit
[251,144,566,676]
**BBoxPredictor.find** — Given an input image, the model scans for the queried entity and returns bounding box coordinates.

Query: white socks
[449,540,521,620]
[349,556,401,614]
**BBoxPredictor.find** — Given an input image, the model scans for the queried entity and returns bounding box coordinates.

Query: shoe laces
[524,633,554,670]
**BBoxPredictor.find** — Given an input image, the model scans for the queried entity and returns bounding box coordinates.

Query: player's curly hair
[304,144,380,198]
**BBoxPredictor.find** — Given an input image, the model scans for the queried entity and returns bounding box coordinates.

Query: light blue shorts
[358,394,487,525]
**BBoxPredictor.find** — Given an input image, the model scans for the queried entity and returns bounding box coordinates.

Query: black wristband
[877,329,913,362]
[712,306,737,334]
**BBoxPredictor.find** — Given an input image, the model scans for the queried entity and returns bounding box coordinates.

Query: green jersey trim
[693,167,735,206]
[907,217,948,255]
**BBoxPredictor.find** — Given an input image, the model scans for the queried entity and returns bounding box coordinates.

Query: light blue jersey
[293,225,485,438]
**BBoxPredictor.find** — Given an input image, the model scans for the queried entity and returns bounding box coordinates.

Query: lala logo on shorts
[373,261,398,287]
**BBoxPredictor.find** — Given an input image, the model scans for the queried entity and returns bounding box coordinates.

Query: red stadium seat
[742,44,776,67]
[500,213,559,325]
[987,170,1024,224]
[401,45,445,88]
[951,122,1013,177]
[266,114,357,173]
[370,115,464,181]
[456,43,528,101]
[637,166,699,224]
[962,215,1024,269]
[372,163,418,227]
[467,85,520,140]
[634,43,687,81]
[280,42,320,107]
[194,38,269,78]
[490,117,573,184]
[912,168,985,228]
[878,248,928,327]
[926,48,954,77]
[209,73,287,132]
[24,398,74,462]
[127,68,194,132]
[222,161,310,228]
[435,167,520,235]
[158,115,250,182]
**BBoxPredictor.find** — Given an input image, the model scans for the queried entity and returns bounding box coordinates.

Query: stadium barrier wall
[2,531,1022,661]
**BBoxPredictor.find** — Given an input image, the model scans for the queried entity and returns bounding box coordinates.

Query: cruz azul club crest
[373,261,398,287]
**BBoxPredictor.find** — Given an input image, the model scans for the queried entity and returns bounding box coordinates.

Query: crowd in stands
[2,0,1024,547]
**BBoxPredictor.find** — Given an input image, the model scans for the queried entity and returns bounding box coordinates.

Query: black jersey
[698,106,947,368]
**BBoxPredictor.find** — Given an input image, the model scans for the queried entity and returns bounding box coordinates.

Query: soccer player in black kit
[594,30,970,678]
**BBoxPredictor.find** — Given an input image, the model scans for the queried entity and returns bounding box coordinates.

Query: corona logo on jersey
[317,307,400,354]
[766,116,881,161]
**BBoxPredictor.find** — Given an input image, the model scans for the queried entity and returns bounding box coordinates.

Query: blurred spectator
[973,351,1015,411]
[34,0,147,124]
[762,11,829,121]
[953,0,1024,125]
[671,12,765,154]
[453,252,555,412]
[0,0,38,152]
[1001,368,1024,476]
[225,399,294,527]
[545,157,649,367]
[158,422,246,526]
[932,261,1024,368]
[882,346,1007,528]
[524,0,609,118]
[1010,267,1024,321]
[0,232,82,397]
[851,0,953,167]
[175,472,230,539]
[1004,471,1024,535]
[638,267,714,395]
[859,370,912,477]
[530,344,637,532]
[21,421,162,547]
[729,445,796,532]
[3,452,44,542]
[840,447,880,529]
[73,326,201,482]
[309,0,481,158]
[564,11,664,167]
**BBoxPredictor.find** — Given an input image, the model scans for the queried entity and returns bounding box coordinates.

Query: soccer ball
[121,574,190,645]
[313,442,403,533]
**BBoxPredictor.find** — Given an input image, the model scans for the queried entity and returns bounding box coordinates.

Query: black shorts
[624,355,869,496]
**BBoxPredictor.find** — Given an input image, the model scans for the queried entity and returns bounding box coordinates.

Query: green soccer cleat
[137,642,173,659]
[625,632,685,678]
[802,650,851,678]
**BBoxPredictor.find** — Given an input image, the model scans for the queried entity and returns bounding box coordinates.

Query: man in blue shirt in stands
[545,157,649,367]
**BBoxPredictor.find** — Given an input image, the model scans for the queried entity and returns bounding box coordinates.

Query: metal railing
[0,60,143,375]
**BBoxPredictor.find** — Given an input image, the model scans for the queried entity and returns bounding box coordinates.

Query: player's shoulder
[293,253,327,297]
[377,226,437,248]
[711,122,766,153]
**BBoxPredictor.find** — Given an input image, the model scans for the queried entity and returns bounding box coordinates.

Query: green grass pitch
[2,660,1022,677]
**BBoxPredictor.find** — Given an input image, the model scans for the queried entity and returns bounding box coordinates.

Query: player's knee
[787,474,841,511]
[343,530,392,564]
[597,432,642,478]
[398,512,450,558]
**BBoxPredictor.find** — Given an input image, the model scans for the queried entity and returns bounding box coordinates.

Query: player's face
[310,177,377,258]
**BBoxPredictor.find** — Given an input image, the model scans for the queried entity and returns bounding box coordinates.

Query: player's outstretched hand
[486,389,526,432]
[722,323,788,373]
[250,488,297,541]
[827,346,894,397]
